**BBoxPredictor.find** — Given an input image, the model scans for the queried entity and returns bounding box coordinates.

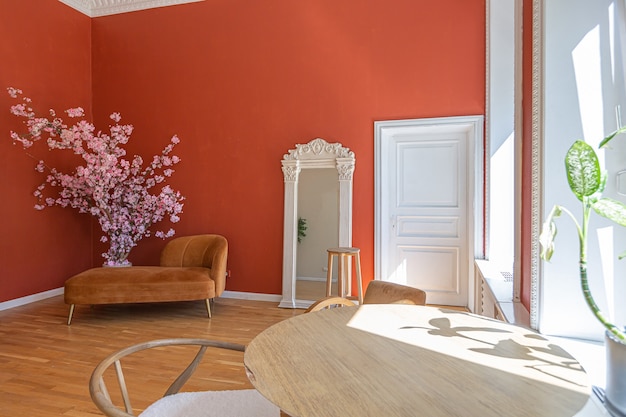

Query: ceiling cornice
[58,0,203,18]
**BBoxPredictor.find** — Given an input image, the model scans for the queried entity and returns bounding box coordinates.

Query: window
[487,0,626,342]
[533,0,626,341]
[486,0,517,273]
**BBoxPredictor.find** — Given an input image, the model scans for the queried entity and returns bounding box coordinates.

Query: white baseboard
[0,287,64,312]
[219,291,282,303]
[0,288,281,312]
[296,276,328,282]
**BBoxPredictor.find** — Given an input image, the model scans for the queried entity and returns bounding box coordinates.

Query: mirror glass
[295,168,339,301]
[279,138,355,309]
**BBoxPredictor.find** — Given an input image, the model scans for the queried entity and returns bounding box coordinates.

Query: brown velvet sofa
[64,234,228,325]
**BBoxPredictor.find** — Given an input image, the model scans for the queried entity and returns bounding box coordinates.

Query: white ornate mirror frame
[279,138,355,308]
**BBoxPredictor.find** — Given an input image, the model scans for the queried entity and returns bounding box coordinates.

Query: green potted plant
[540,127,626,416]
[298,217,308,243]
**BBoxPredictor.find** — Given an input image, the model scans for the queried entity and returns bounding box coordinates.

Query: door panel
[375,117,483,308]
[391,135,466,305]
[398,142,459,207]
[398,246,459,292]
[397,216,459,238]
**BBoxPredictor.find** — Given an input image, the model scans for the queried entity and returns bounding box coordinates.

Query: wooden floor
[0,295,468,416]
[0,296,301,416]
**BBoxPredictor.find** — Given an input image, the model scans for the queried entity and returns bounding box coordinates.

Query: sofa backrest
[160,234,228,295]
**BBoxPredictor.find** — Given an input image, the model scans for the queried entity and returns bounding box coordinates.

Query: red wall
[0,0,92,302]
[1,0,485,302]
[91,0,485,295]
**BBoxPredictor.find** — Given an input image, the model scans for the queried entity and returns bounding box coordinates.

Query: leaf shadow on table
[400,316,586,387]
[400,316,512,345]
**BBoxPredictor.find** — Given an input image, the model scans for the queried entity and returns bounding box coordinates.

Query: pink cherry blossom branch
[7,87,185,265]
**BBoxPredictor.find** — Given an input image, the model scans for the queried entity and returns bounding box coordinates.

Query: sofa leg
[205,299,212,318]
[67,304,75,325]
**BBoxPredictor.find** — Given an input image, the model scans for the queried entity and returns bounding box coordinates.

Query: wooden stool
[326,247,363,303]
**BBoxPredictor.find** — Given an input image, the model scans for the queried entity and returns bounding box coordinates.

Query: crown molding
[58,0,203,17]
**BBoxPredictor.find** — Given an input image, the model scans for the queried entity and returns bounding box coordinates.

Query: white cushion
[139,389,280,417]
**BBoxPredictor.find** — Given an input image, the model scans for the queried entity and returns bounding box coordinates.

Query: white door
[375,116,483,308]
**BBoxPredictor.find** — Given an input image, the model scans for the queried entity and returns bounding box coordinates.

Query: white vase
[605,331,626,417]
[103,262,132,267]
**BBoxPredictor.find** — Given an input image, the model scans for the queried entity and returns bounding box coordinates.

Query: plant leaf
[592,198,626,227]
[599,125,626,148]
[565,140,602,201]
[540,206,562,261]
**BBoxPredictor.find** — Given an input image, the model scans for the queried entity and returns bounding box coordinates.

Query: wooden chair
[305,281,425,313]
[304,296,356,313]
[89,338,281,417]
[362,280,427,306]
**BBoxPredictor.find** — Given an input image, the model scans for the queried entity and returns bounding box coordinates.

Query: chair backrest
[304,296,356,313]
[160,234,228,295]
[90,338,245,417]
[362,280,427,306]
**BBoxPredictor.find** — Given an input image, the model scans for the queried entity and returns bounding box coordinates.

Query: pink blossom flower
[7,87,22,98]
[66,107,84,118]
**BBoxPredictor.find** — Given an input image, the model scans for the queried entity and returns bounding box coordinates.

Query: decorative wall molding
[58,0,203,17]
[283,138,355,162]
[529,0,543,331]
[282,138,356,181]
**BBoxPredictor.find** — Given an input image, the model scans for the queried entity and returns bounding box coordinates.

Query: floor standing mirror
[279,138,355,308]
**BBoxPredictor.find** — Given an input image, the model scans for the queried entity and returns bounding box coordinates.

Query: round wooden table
[244,305,590,417]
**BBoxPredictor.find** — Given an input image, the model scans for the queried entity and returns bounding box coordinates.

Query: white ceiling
[58,0,203,17]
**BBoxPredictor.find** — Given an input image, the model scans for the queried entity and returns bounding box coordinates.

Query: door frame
[374,116,485,311]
